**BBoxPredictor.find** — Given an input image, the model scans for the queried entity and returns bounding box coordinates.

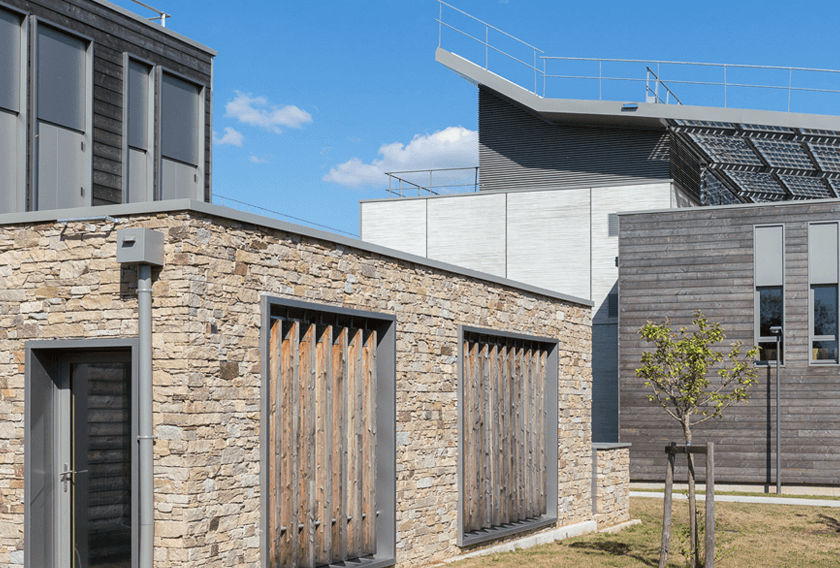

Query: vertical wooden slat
[346,328,363,558]
[462,339,472,532]
[508,340,518,523]
[331,328,348,562]
[490,342,501,528]
[314,326,333,566]
[299,324,317,568]
[539,349,546,515]
[518,344,527,520]
[529,346,538,518]
[470,341,480,531]
[479,341,490,528]
[498,342,508,526]
[269,319,282,568]
[280,320,300,568]
[362,329,377,554]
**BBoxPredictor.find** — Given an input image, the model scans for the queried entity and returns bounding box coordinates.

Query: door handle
[60,464,88,492]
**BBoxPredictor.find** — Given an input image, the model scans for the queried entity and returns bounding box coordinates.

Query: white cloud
[249,155,269,164]
[213,127,244,147]
[225,91,312,134]
[323,127,478,189]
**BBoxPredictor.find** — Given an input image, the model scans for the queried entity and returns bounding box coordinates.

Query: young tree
[637,310,758,568]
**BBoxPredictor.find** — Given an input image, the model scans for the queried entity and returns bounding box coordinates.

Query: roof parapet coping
[2,199,593,308]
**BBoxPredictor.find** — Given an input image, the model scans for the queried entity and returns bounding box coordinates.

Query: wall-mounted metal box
[116,228,164,266]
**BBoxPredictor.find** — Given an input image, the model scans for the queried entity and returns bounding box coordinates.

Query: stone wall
[0,206,600,567]
[594,445,630,529]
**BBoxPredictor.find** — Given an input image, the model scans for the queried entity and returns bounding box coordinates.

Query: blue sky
[108,0,840,237]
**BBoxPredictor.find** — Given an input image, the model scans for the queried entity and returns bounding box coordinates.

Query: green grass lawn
[449,497,840,568]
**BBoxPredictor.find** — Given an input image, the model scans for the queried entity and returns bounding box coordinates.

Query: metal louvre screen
[268,315,377,568]
[160,72,199,166]
[37,25,85,132]
[461,332,548,536]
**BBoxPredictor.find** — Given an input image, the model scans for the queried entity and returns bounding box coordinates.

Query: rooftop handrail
[385,167,479,197]
[438,2,840,113]
[438,1,544,95]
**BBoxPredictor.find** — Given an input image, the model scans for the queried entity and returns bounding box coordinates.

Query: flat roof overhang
[437,47,840,132]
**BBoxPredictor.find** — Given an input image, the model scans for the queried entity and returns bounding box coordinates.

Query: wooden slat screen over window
[268,315,377,568]
[462,333,548,535]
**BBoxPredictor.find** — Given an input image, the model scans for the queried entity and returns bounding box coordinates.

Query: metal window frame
[29,17,94,211]
[121,54,155,204]
[808,221,840,365]
[754,224,785,366]
[0,1,27,213]
[24,338,139,568]
[259,296,396,568]
[155,67,205,201]
[456,324,559,547]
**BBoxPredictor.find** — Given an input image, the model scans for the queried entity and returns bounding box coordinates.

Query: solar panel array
[672,120,840,203]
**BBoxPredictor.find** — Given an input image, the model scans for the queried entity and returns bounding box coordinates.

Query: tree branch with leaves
[637,310,758,568]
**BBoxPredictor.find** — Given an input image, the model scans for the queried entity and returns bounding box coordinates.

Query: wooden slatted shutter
[462,333,549,535]
[269,316,378,568]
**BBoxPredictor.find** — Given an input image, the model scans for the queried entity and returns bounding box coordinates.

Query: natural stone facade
[594,446,631,529]
[0,203,607,567]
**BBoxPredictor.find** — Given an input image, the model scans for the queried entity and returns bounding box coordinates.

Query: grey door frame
[25,338,139,568]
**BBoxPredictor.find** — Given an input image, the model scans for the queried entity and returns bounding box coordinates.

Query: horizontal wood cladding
[478,87,670,192]
[619,201,840,486]
[7,0,213,206]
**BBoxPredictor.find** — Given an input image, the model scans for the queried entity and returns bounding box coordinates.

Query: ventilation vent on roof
[608,213,619,237]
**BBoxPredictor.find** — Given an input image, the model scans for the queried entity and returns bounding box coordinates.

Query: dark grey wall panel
[161,72,199,166]
[37,24,85,132]
[127,60,150,150]
[0,8,20,112]
[619,200,840,486]
[478,88,670,192]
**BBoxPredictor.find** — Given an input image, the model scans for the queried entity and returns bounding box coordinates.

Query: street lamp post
[770,325,783,495]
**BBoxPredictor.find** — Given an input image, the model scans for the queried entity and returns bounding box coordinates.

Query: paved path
[630,491,840,508]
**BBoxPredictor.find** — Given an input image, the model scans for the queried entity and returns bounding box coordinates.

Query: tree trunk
[683,423,700,568]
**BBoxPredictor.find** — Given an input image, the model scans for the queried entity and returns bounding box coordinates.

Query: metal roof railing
[385,167,479,197]
[437,1,840,114]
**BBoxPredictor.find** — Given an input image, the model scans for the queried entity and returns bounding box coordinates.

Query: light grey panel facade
[360,198,427,257]
[161,158,197,200]
[754,225,784,287]
[506,188,590,299]
[0,110,18,213]
[127,148,151,203]
[810,222,838,285]
[36,121,86,210]
[426,193,507,277]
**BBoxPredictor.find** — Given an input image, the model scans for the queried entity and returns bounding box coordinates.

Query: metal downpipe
[138,264,154,568]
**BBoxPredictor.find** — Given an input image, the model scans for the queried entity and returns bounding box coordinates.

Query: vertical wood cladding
[619,201,840,486]
[478,87,671,191]
[7,0,213,206]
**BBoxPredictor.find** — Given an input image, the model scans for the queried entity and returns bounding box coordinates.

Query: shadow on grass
[816,514,840,533]
[567,540,658,567]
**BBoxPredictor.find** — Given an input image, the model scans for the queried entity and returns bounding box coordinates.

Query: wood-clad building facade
[619,200,840,486]
[0,0,214,212]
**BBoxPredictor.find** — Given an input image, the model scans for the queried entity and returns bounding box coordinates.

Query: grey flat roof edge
[617,196,840,218]
[361,179,675,204]
[593,443,632,450]
[437,48,840,131]
[93,0,216,56]
[2,200,593,308]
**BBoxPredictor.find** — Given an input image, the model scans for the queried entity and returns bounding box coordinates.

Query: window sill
[460,515,557,547]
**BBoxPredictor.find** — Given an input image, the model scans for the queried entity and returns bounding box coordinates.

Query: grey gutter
[2,200,593,308]
[437,48,840,132]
